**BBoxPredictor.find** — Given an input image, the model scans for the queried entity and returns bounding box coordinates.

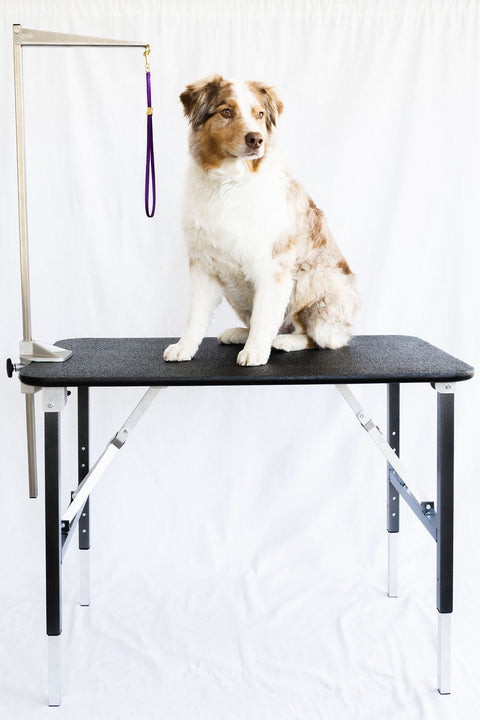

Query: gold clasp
[143,44,151,73]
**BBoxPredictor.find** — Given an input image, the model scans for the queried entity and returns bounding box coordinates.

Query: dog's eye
[257,111,265,119]
[220,108,232,119]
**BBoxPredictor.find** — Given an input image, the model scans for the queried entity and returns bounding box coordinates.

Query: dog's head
[180,75,283,171]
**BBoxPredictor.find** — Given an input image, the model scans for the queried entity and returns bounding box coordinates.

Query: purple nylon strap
[145,70,156,217]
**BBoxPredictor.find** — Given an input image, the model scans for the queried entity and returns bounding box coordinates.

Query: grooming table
[18,334,474,705]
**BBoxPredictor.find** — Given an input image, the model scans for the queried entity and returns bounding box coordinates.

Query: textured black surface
[18,336,474,387]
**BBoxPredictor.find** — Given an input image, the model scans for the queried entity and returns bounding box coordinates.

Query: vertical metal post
[387,383,400,597]
[25,392,37,497]
[436,386,455,694]
[14,25,38,499]
[44,410,62,706]
[78,387,90,606]
[13,25,32,344]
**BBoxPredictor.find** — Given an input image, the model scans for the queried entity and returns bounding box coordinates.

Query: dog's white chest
[182,158,293,279]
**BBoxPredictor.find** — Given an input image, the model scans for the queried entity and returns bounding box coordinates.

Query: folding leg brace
[43,385,163,706]
[336,382,455,695]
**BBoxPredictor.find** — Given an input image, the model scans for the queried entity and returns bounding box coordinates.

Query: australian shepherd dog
[164,76,360,366]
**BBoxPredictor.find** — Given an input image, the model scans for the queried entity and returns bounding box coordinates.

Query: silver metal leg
[47,635,61,706]
[438,612,452,694]
[387,531,399,598]
[79,550,90,607]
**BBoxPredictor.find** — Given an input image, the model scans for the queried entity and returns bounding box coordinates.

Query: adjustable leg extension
[48,636,61,708]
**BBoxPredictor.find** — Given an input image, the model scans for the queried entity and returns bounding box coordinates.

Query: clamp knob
[6,358,25,377]
[6,358,14,378]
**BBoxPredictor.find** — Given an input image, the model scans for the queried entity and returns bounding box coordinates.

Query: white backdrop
[1,1,479,718]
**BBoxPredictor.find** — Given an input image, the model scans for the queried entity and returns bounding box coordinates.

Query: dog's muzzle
[245,132,264,151]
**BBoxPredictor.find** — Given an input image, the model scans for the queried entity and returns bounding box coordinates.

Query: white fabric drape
[1,1,479,717]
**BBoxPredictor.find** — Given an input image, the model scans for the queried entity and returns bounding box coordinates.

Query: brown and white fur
[164,75,360,366]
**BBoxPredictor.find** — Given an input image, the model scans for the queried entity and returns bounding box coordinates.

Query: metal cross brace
[335,384,438,539]
[61,386,164,529]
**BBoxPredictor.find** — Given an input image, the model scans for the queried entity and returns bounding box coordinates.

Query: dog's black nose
[245,132,263,149]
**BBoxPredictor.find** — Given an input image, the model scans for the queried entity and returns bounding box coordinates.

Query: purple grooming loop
[144,46,156,217]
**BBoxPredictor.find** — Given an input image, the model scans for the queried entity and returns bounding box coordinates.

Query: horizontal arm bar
[13,25,148,48]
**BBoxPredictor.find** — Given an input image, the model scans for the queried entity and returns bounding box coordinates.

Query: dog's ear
[180,75,225,129]
[248,82,284,131]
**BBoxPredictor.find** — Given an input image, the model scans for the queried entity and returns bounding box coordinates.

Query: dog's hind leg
[218,327,249,345]
[296,274,360,350]
[308,320,351,350]
[299,296,355,350]
[272,333,314,351]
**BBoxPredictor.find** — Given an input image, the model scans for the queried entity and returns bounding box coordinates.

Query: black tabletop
[17,336,474,388]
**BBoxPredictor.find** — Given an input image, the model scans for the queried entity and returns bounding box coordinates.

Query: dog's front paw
[218,327,249,345]
[237,347,270,367]
[163,341,196,362]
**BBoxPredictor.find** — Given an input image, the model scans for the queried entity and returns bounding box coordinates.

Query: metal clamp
[357,410,376,433]
[42,387,68,413]
[143,43,151,72]
[421,501,436,517]
[435,383,456,394]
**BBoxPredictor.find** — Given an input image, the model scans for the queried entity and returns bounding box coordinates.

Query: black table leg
[44,410,62,706]
[387,383,400,597]
[78,387,90,606]
[436,387,455,694]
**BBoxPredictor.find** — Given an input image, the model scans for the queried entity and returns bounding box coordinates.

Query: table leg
[436,386,455,694]
[387,383,400,598]
[78,387,90,607]
[44,410,62,706]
